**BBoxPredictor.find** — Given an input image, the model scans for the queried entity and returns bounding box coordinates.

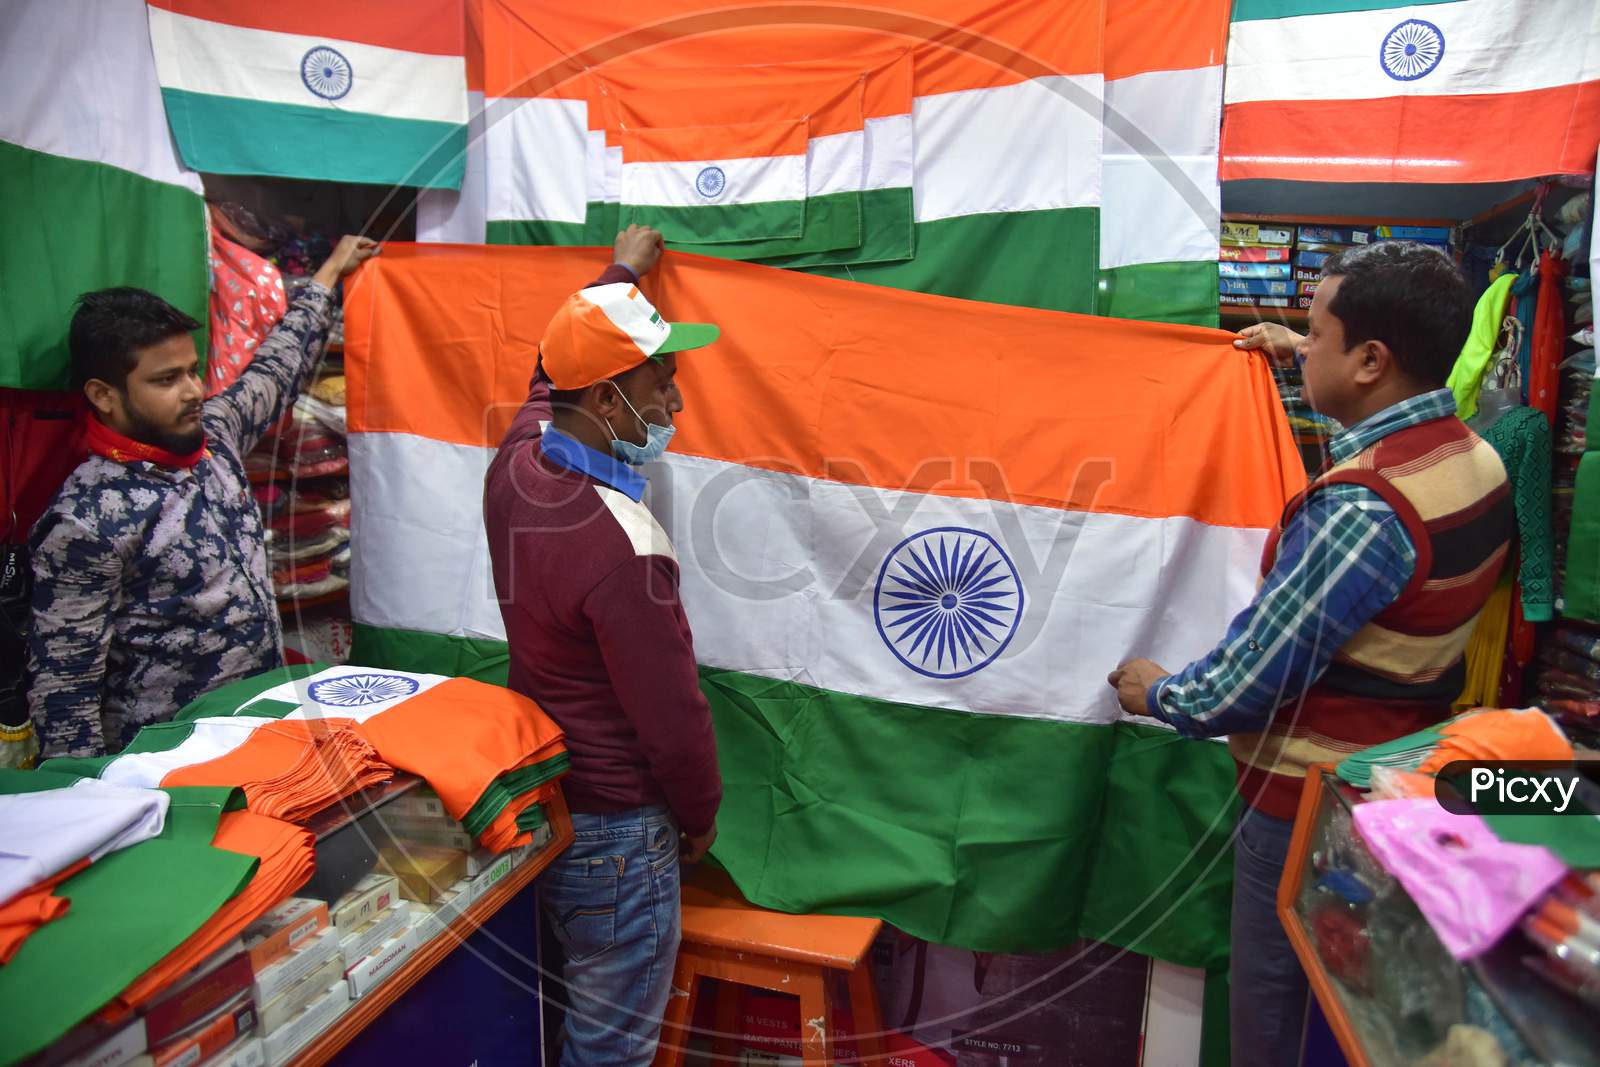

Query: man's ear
[589,379,623,418]
[1353,339,1392,386]
[83,378,119,419]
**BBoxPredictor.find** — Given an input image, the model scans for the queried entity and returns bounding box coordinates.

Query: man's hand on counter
[1107,658,1167,717]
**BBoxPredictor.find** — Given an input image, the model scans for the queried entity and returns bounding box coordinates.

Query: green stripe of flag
[658,190,859,257]
[805,208,1101,315]
[1098,261,1222,327]
[621,196,805,245]
[159,89,466,190]
[0,141,209,391]
[1230,0,1460,21]
[348,622,1235,966]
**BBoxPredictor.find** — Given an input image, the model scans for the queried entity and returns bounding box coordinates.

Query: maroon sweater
[483,264,721,836]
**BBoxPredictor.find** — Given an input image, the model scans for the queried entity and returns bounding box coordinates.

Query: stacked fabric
[46,715,390,823]
[121,664,569,853]
[1336,707,1575,789]
[0,776,169,963]
[0,776,260,1065]
[1533,627,1600,745]
[1219,220,1296,310]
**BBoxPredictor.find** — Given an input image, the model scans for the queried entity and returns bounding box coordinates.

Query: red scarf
[83,415,208,469]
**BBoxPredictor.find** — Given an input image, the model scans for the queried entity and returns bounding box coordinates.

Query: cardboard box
[1217,261,1292,280]
[204,1036,263,1067]
[252,928,341,1006]
[1299,280,1320,296]
[256,956,344,1037]
[1295,248,1335,268]
[150,993,254,1067]
[1218,245,1290,263]
[1219,278,1293,297]
[262,983,349,1067]
[407,887,469,947]
[1293,267,1322,282]
[144,951,254,1049]
[58,1017,146,1067]
[1219,295,1292,308]
[338,903,410,968]
[241,898,328,972]
[384,826,474,853]
[377,846,468,906]
[463,852,514,906]
[1221,221,1293,247]
[372,813,467,837]
[344,931,416,1001]
[1299,223,1450,247]
[1297,295,1315,309]
[329,873,399,934]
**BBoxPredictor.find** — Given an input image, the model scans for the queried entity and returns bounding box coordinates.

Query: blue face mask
[607,387,676,466]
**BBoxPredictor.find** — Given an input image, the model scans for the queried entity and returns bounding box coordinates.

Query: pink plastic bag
[1353,798,1566,960]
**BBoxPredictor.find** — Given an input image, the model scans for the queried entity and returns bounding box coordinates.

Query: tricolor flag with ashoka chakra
[145,0,469,189]
[1222,0,1600,183]
[342,244,1305,962]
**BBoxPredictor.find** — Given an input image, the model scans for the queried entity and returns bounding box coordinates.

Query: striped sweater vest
[1230,414,1512,818]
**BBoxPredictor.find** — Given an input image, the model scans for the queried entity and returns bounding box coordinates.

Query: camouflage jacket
[27,284,335,756]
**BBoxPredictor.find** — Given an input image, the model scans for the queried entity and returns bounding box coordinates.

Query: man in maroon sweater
[484,226,722,1067]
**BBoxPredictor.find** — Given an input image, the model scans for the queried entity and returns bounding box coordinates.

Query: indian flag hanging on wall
[1222,0,1600,183]
[145,0,469,189]
[0,0,208,392]
[341,243,1304,963]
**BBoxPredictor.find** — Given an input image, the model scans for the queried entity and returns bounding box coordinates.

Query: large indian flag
[342,244,1305,963]
[1222,0,1600,183]
[145,0,469,189]
[0,0,208,392]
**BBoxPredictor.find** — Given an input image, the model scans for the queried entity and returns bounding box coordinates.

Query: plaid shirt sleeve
[1146,484,1417,739]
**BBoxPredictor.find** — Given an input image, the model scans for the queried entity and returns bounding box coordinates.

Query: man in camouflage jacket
[27,236,378,757]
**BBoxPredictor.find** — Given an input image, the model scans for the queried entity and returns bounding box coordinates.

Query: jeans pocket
[645,821,679,874]
[544,854,623,964]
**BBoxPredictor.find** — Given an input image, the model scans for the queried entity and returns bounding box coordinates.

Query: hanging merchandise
[205,221,287,397]
[1221,0,1600,183]
[145,0,469,189]
[1448,273,1517,420]
[1530,250,1572,421]
[1477,406,1555,621]
[1563,452,1600,622]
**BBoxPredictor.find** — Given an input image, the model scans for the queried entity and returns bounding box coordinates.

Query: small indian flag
[146,0,470,189]
[1222,0,1600,183]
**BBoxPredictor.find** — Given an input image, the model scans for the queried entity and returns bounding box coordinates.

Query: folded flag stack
[47,715,392,823]
[1336,707,1575,788]
[122,664,570,852]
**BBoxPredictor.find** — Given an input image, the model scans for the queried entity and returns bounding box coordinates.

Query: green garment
[1478,407,1556,621]
[1563,451,1600,623]
[1448,273,1517,420]
[1481,811,1600,869]
[0,772,255,1066]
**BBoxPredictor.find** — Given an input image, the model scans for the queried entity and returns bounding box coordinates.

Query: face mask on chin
[605,384,675,467]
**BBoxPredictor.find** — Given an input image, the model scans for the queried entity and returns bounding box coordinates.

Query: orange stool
[653,866,885,1067]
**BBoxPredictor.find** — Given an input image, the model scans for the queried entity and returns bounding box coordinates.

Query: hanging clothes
[206,231,287,398]
[1528,250,1569,421]
[1510,268,1539,401]
[1448,273,1517,420]
[1478,407,1556,621]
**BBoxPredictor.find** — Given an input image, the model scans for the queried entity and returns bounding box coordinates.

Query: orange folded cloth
[353,677,565,823]
[479,784,564,854]
[0,859,87,964]
[162,719,392,822]
[104,810,314,1015]
[1417,708,1575,776]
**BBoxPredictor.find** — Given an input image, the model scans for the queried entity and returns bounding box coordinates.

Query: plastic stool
[653,865,885,1066]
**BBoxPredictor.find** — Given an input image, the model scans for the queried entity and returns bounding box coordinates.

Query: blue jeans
[1231,806,1310,1067]
[540,806,682,1067]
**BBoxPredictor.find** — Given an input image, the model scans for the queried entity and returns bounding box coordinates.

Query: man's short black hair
[1320,242,1471,387]
[68,287,200,392]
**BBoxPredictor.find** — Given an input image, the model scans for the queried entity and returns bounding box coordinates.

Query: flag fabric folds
[0,0,209,392]
[341,243,1304,962]
[145,0,470,188]
[1221,0,1600,183]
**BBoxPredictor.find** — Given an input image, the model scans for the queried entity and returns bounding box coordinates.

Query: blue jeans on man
[1231,805,1310,1066]
[540,806,682,1067]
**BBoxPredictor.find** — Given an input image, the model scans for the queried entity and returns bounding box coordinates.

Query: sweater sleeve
[581,553,722,836]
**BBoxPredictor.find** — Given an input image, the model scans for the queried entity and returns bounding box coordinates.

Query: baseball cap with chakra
[539,282,719,390]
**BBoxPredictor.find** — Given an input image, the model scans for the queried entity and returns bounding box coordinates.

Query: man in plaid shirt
[1110,243,1509,1067]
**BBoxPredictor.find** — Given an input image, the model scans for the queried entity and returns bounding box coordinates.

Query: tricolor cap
[540,282,719,389]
